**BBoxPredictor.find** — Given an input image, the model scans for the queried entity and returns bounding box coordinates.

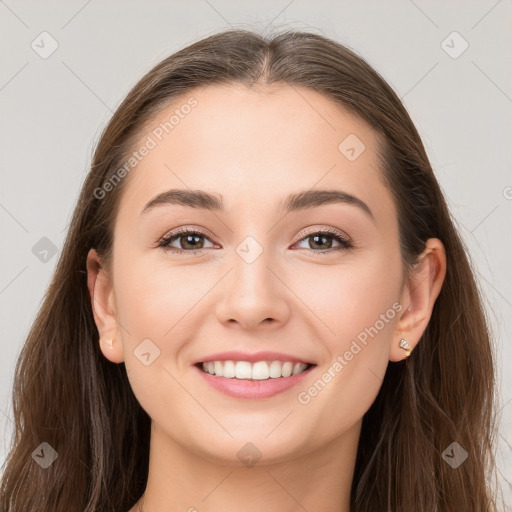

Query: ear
[390,238,447,362]
[86,248,124,363]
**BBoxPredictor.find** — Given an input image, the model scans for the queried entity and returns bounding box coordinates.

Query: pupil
[184,234,203,249]
[312,234,331,249]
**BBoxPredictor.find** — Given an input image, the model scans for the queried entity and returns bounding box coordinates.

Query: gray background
[1,0,511,507]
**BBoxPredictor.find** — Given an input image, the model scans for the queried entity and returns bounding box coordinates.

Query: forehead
[117,83,393,222]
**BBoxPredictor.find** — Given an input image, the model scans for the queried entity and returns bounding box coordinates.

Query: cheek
[296,261,400,401]
[291,250,403,347]
[290,251,402,438]
[112,255,196,417]
[112,253,210,338]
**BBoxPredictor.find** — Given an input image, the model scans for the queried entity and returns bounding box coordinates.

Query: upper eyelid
[295,226,350,242]
[160,227,216,245]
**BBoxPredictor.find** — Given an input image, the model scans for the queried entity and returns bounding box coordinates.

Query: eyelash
[157,227,353,256]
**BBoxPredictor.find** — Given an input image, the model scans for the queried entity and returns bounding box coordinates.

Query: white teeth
[200,360,309,380]
[281,361,293,377]
[268,360,282,378]
[223,360,236,378]
[292,362,304,375]
[235,361,252,379]
[251,361,269,380]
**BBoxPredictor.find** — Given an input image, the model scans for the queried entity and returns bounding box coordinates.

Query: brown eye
[294,230,352,255]
[175,233,204,250]
[308,233,335,250]
[158,229,215,253]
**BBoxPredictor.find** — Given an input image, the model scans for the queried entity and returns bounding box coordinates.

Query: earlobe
[390,238,447,362]
[86,249,124,363]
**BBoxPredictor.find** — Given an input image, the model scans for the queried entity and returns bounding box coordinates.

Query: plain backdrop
[0,0,511,507]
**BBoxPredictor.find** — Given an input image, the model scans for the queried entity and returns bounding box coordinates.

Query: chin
[189,430,313,468]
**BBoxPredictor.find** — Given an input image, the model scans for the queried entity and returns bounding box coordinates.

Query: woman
[0,28,499,511]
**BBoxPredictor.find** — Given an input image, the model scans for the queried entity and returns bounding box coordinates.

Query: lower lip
[194,364,315,399]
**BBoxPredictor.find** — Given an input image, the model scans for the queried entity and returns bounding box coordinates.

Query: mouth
[195,360,315,380]
[193,358,317,399]
[192,350,317,399]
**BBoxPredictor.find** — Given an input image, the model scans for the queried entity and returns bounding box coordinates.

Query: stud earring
[104,338,114,350]
[399,338,411,358]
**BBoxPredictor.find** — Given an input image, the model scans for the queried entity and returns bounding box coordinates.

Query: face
[94,83,410,465]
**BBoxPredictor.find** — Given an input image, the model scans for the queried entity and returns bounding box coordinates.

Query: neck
[133,420,361,512]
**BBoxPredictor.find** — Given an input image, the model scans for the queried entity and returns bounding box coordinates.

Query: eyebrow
[140,188,374,221]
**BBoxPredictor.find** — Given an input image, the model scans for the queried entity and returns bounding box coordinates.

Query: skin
[86,83,446,512]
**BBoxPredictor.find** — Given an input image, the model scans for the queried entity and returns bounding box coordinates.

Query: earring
[104,338,114,350]
[399,338,411,358]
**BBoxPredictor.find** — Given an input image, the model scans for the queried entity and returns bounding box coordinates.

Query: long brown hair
[0,28,499,511]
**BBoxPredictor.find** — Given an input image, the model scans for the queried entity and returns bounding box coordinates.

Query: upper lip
[193,351,315,365]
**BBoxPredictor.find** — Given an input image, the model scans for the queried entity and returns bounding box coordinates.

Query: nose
[215,251,291,331]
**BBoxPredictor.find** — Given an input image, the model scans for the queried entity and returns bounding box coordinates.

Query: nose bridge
[235,245,269,292]
[231,236,276,303]
[215,233,290,328]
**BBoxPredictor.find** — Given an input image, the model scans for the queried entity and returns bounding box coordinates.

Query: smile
[194,356,316,399]
[199,360,313,380]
